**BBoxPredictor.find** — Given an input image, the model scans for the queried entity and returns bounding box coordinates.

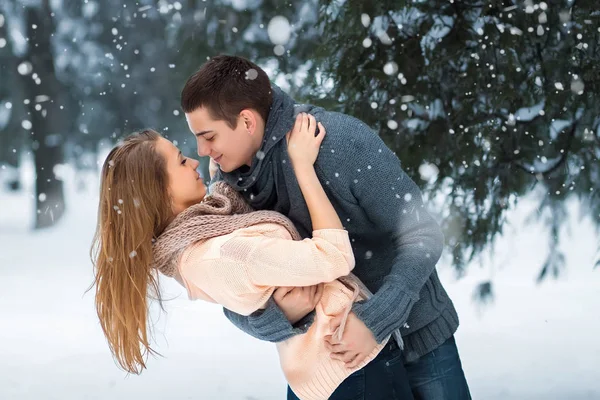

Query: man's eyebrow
[195,130,213,137]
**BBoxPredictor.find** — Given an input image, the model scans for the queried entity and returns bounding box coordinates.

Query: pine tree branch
[514,121,578,176]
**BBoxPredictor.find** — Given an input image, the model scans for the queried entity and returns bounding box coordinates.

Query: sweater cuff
[312,229,350,241]
[248,298,311,342]
[292,310,316,330]
[351,291,416,343]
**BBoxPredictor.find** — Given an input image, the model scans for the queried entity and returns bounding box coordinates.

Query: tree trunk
[0,7,23,185]
[21,1,69,229]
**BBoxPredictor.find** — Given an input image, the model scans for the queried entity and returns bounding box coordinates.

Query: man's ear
[239,109,258,135]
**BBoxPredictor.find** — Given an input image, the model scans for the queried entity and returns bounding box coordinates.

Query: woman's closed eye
[205,135,215,142]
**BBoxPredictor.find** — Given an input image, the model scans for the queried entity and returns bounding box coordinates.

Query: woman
[91,113,412,400]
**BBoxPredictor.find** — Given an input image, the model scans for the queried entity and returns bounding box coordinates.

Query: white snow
[0,156,598,399]
[267,16,291,46]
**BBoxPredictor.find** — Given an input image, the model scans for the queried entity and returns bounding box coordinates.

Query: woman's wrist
[292,163,317,179]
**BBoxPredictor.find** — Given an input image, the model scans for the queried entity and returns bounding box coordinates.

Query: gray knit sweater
[212,85,459,362]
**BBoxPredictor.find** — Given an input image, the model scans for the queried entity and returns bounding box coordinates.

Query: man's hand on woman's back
[273,284,323,325]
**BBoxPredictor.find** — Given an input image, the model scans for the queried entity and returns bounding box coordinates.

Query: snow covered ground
[1,158,599,400]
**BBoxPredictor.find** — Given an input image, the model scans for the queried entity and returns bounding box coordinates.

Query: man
[181,55,470,399]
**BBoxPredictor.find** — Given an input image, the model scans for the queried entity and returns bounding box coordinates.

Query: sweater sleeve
[234,228,355,287]
[210,171,317,342]
[183,227,355,340]
[316,113,445,343]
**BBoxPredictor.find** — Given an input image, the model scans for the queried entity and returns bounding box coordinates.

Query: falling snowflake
[571,79,584,95]
[383,62,398,76]
[537,25,544,36]
[17,62,33,75]
[419,162,439,182]
[267,16,291,45]
[245,69,258,80]
[361,14,370,28]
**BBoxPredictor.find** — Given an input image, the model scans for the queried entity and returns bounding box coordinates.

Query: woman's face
[155,137,206,215]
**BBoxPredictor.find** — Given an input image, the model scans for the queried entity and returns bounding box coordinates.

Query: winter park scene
[1,0,599,399]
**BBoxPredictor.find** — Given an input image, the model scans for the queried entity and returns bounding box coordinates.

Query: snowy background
[1,153,598,400]
[1,1,599,398]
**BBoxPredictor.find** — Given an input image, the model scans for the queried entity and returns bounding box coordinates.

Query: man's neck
[244,128,266,167]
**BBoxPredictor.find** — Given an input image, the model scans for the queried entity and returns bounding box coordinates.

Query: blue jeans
[405,336,471,400]
[287,340,413,400]
[287,336,470,400]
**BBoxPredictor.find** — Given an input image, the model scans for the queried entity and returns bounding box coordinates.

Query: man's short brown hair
[180,55,273,129]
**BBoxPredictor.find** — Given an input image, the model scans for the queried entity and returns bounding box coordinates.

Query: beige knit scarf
[152,181,302,277]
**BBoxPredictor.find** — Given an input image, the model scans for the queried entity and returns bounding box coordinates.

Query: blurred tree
[19,0,72,228]
[0,7,25,190]
[304,0,600,281]
[1,0,597,278]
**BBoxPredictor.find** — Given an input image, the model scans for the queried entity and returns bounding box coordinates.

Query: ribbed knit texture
[215,84,460,363]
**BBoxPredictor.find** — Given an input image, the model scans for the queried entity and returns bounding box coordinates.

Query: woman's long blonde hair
[90,129,173,374]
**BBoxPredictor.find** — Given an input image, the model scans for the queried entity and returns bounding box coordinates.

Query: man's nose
[197,141,211,157]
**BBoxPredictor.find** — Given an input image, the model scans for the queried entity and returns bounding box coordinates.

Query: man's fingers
[346,353,366,369]
[307,285,317,299]
[330,351,358,363]
[329,351,347,362]
[298,286,312,303]
[273,286,293,301]
[325,341,346,353]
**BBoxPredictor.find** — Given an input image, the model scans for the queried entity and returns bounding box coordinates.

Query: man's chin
[219,164,234,173]
[219,162,246,173]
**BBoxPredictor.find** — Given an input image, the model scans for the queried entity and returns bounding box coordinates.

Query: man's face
[185,107,256,173]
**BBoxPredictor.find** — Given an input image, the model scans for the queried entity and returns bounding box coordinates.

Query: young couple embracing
[92,55,470,400]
